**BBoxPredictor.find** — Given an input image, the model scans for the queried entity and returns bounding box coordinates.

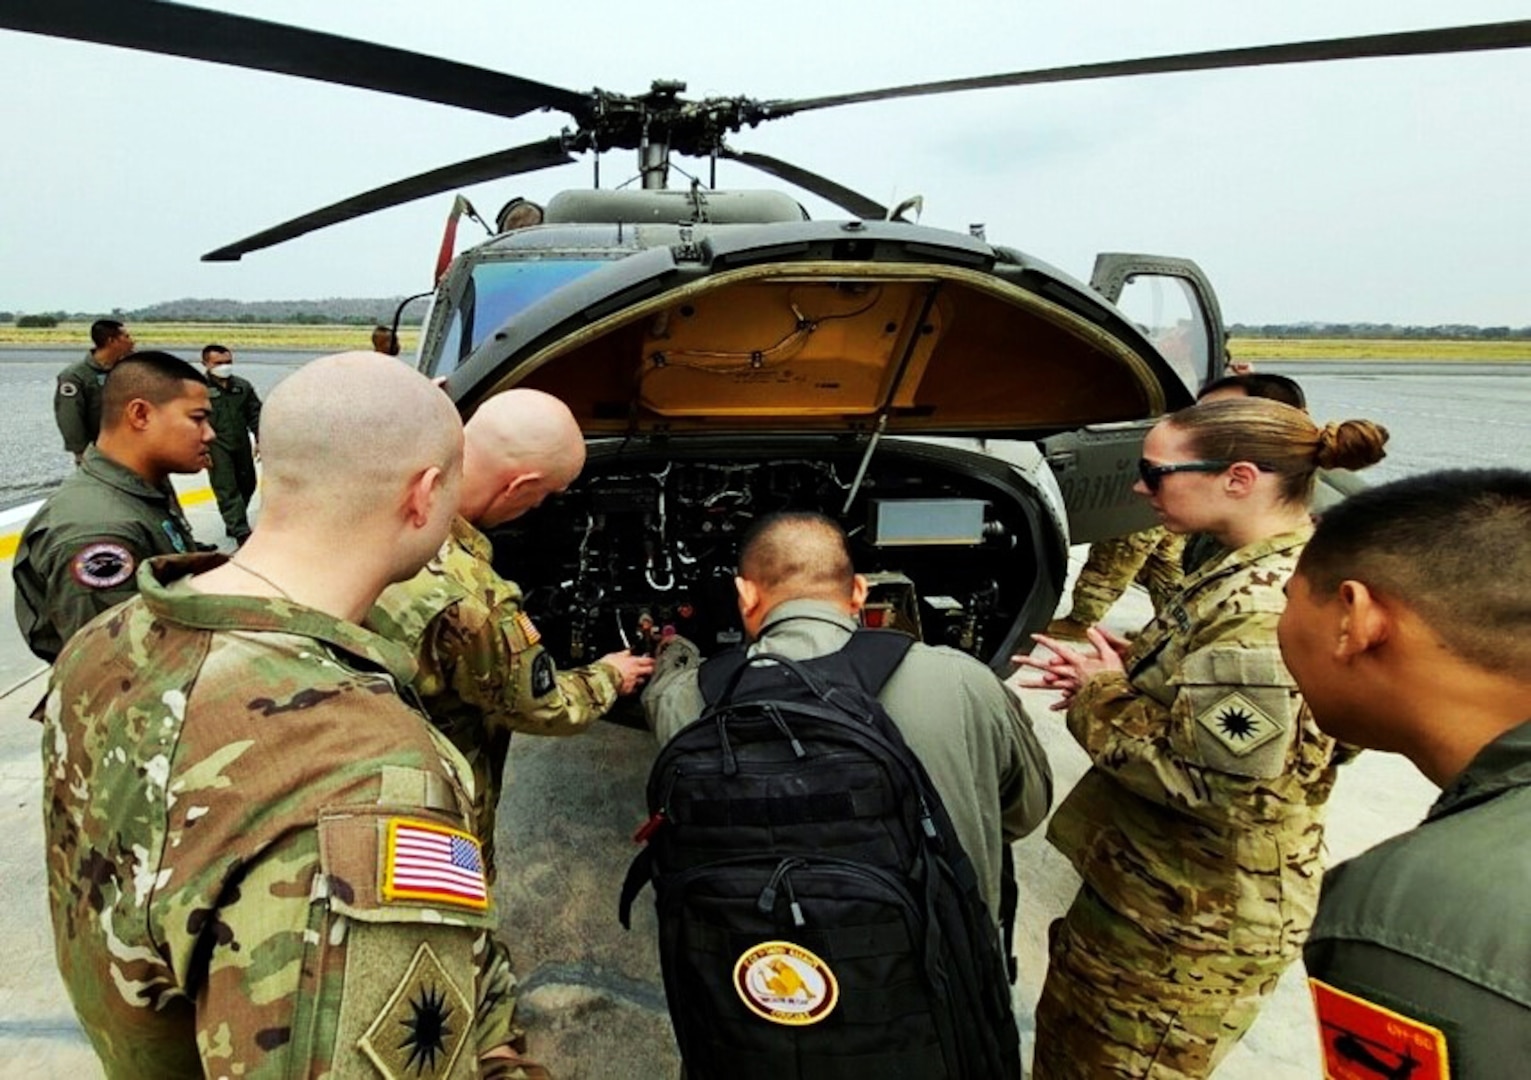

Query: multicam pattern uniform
[371,515,621,878]
[41,553,523,1079]
[1067,526,1187,624]
[1034,526,1350,1080]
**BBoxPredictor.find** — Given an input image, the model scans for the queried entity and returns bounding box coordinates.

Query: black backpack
[619,629,1020,1080]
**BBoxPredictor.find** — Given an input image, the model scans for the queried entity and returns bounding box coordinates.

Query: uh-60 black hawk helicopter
[9,4,1530,1072]
[8,3,1530,675]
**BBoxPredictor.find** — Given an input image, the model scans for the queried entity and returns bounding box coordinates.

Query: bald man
[373,387,654,880]
[40,353,538,1078]
[16,351,211,661]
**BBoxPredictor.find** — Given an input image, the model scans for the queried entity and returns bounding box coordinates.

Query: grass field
[2,323,1527,360]
[1230,338,1531,361]
[0,322,420,352]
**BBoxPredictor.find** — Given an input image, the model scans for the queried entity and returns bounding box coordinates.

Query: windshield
[432,257,613,376]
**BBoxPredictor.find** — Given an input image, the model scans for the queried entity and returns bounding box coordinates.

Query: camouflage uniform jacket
[1049,526,1344,959]
[41,553,518,1079]
[54,351,110,455]
[371,515,621,869]
[13,445,196,662]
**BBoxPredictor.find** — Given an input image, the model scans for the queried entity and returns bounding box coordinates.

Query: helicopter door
[1090,253,1227,396]
[1034,253,1228,546]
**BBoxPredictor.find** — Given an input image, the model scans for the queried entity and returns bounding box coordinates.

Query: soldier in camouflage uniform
[15,351,211,661]
[1046,526,1185,637]
[1015,397,1389,1078]
[373,388,653,880]
[54,318,136,462]
[40,353,541,1078]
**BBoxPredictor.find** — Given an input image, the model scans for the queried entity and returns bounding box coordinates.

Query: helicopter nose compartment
[486,439,1060,675]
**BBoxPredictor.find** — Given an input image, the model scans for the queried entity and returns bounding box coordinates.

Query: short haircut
[1197,372,1307,409]
[101,352,208,426]
[90,319,125,349]
[201,343,230,361]
[737,512,855,597]
[1297,468,1531,674]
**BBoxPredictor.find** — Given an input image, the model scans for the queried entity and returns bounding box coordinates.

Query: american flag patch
[381,819,488,910]
[513,610,541,647]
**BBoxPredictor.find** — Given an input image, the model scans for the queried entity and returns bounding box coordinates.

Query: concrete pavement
[0,499,1440,1077]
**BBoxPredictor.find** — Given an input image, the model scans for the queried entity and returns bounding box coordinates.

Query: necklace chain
[226,557,295,601]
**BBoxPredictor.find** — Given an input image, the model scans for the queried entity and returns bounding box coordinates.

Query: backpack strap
[698,627,914,708]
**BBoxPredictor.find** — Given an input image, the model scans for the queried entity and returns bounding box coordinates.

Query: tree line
[0,295,429,326]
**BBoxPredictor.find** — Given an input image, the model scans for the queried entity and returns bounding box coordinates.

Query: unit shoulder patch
[1196,690,1285,756]
[359,942,472,1079]
[1309,978,1449,1080]
[57,380,79,397]
[530,651,557,698]
[69,542,136,589]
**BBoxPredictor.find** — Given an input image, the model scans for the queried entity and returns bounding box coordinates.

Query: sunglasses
[1137,458,1276,492]
[1137,458,1233,492]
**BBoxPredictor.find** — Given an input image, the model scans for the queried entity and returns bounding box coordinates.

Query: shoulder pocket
[1175,647,1301,780]
[319,808,497,929]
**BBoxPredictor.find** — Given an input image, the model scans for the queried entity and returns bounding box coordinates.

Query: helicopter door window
[1113,274,1213,397]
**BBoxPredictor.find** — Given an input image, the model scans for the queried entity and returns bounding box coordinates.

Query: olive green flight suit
[54,351,110,458]
[12,445,196,662]
[1304,719,1531,1079]
[205,370,262,540]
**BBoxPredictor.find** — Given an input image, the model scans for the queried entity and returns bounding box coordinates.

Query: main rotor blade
[758,20,1531,118]
[721,149,887,220]
[0,0,589,121]
[202,138,575,261]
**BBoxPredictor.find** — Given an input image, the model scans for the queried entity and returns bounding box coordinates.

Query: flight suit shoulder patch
[57,380,79,397]
[1309,977,1449,1080]
[358,941,473,1080]
[68,542,136,588]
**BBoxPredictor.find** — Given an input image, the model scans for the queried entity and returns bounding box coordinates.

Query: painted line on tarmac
[0,487,217,563]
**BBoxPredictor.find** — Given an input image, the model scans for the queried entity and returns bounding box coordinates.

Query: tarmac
[0,480,1441,1079]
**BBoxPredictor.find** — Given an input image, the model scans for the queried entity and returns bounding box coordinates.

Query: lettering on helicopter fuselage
[1058,467,1138,513]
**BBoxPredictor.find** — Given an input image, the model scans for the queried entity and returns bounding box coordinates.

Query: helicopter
[10,2,1528,674]
[8,5,1529,1073]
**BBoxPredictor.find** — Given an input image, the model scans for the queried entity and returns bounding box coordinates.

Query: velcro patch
[359,942,472,1079]
[58,381,79,398]
[69,543,135,589]
[513,609,541,647]
[381,818,488,911]
[1197,691,1285,756]
[530,651,557,698]
[1310,978,1448,1080]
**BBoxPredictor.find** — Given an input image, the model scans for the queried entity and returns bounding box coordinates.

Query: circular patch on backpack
[734,941,838,1026]
[69,542,136,589]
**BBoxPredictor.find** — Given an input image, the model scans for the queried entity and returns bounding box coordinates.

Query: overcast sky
[2,1,1529,324]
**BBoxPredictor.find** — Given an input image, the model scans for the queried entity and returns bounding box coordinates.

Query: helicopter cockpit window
[436,258,615,375]
[1113,274,1213,396]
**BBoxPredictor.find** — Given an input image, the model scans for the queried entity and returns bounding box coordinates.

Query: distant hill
[128,296,430,325]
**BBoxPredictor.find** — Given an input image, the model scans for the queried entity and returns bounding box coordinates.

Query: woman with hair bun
[1018,398,1388,1079]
